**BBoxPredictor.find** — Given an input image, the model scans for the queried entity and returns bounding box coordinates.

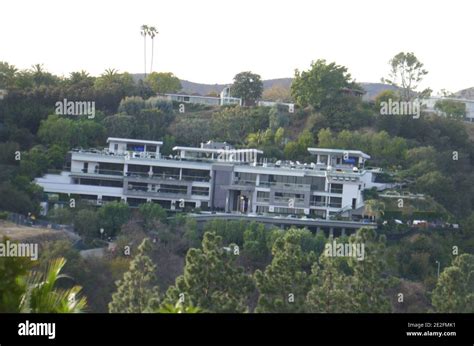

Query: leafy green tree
[210,106,270,144]
[162,232,254,312]
[435,99,466,119]
[139,202,167,231]
[291,59,354,110]
[432,254,474,313]
[255,229,315,312]
[269,107,289,131]
[319,93,373,131]
[0,182,37,214]
[20,258,87,313]
[38,114,106,148]
[382,52,428,101]
[109,239,161,313]
[103,114,136,139]
[118,96,146,116]
[0,141,20,165]
[94,70,136,114]
[374,89,400,110]
[47,207,73,224]
[231,71,263,106]
[146,72,181,94]
[98,201,130,237]
[283,129,314,162]
[19,145,50,179]
[46,144,68,170]
[74,209,100,239]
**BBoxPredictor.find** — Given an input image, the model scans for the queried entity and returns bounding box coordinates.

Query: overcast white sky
[1,0,473,93]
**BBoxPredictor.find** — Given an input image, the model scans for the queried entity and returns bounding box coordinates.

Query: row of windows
[191,187,209,196]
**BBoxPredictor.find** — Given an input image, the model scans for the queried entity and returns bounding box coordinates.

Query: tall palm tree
[20,258,87,313]
[140,25,149,78]
[148,26,158,73]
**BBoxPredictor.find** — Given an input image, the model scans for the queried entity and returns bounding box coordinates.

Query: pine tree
[109,238,160,313]
[306,245,354,313]
[162,232,254,313]
[347,228,391,313]
[432,254,474,312]
[162,232,253,312]
[255,228,316,313]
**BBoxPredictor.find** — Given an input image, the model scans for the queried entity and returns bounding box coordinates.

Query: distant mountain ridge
[179,79,400,101]
[455,87,474,100]
[179,79,402,101]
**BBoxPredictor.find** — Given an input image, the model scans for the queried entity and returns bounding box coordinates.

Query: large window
[191,186,209,196]
[79,179,122,187]
[257,191,270,202]
[330,183,343,194]
[182,169,210,182]
[274,192,305,203]
[310,195,326,207]
[153,166,180,179]
[329,197,342,208]
[158,184,187,195]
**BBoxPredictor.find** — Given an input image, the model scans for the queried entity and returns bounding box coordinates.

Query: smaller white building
[421,96,474,122]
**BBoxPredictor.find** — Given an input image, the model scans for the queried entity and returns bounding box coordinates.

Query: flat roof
[173,146,263,154]
[165,93,220,100]
[307,148,371,159]
[107,137,163,146]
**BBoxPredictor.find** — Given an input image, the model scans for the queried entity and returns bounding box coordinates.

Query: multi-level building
[35,137,388,221]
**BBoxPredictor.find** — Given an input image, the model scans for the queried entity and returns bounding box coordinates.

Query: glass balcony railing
[310,201,327,207]
[71,169,124,176]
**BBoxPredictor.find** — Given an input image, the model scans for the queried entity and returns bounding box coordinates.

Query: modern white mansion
[35,137,388,221]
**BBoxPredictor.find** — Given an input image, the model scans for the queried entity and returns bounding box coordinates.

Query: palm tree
[140,25,149,78]
[363,200,385,221]
[20,258,87,313]
[148,26,158,73]
[157,301,201,313]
